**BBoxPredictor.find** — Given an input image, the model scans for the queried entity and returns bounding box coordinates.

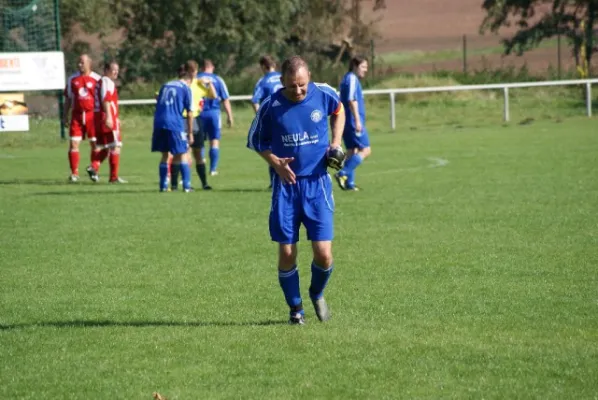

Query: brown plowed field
[365,0,577,74]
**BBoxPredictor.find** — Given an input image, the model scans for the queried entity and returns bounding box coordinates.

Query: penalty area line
[360,157,449,177]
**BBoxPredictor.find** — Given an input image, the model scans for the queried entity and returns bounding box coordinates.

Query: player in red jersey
[63,54,101,182]
[87,61,125,183]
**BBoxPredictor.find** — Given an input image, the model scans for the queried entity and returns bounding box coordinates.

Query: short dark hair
[259,55,276,70]
[203,59,214,69]
[104,60,118,71]
[187,59,199,72]
[178,60,195,79]
[281,55,308,77]
[349,56,367,73]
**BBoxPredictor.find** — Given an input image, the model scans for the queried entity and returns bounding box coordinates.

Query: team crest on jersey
[86,82,93,88]
[78,87,89,97]
[310,109,323,123]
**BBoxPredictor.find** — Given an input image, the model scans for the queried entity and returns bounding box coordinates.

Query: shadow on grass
[0,178,70,186]
[29,189,270,196]
[0,319,287,330]
[30,188,271,195]
[30,188,158,196]
[0,178,145,187]
[1,179,271,194]
[215,187,271,193]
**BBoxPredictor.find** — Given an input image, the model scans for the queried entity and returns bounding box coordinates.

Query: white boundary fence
[119,78,598,130]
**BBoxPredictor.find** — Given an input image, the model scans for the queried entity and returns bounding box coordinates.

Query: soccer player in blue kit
[152,62,195,192]
[251,55,283,189]
[197,59,234,176]
[335,56,372,191]
[247,56,346,325]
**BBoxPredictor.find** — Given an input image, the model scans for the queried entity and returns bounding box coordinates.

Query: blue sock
[159,162,168,191]
[347,170,355,188]
[278,266,303,313]
[200,147,206,161]
[309,262,333,300]
[340,154,363,177]
[180,163,191,190]
[209,147,219,173]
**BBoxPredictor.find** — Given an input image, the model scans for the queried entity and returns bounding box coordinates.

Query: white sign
[0,51,66,92]
[0,115,29,132]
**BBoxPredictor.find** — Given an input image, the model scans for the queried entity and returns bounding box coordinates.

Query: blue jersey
[153,80,193,132]
[339,71,366,130]
[247,82,342,177]
[196,72,230,113]
[252,71,283,105]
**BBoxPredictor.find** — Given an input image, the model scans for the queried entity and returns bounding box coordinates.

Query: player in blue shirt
[335,56,372,191]
[197,59,234,176]
[151,63,195,192]
[247,56,346,325]
[251,55,283,189]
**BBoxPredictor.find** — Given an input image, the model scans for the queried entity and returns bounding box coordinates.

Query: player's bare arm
[330,105,345,149]
[252,103,260,114]
[63,97,72,126]
[349,100,361,132]
[103,100,113,130]
[259,150,296,184]
[223,99,234,128]
[187,114,194,146]
[204,80,217,99]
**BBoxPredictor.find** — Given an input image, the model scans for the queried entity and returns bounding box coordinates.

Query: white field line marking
[427,157,449,168]
[0,154,16,159]
[361,157,449,176]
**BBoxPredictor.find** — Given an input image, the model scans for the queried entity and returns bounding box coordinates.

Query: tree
[60,0,126,46]
[116,0,305,82]
[480,0,598,71]
[59,0,136,68]
[286,0,386,69]
[58,0,385,86]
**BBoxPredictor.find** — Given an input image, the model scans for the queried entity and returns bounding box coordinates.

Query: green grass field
[1,101,597,399]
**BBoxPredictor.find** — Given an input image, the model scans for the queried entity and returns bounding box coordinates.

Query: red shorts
[69,111,96,141]
[95,117,122,149]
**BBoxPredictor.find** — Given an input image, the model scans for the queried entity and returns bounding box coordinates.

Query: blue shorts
[269,173,335,244]
[199,112,221,141]
[151,128,188,155]
[343,126,370,150]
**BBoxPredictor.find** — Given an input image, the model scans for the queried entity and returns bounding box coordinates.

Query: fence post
[503,87,510,122]
[557,33,562,80]
[462,35,468,74]
[390,92,396,130]
[370,39,375,78]
[55,0,65,139]
[586,82,592,117]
